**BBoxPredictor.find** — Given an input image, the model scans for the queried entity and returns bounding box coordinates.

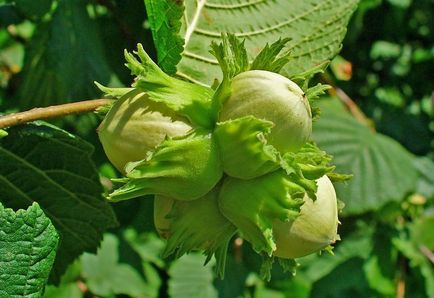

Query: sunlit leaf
[168,254,218,298]
[145,0,358,86]
[313,98,418,214]
[81,234,150,297]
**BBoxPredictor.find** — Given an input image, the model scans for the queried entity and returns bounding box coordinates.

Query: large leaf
[0,202,59,297]
[43,261,83,298]
[168,254,218,298]
[17,0,111,108]
[310,258,371,298]
[145,0,359,86]
[6,0,53,20]
[313,98,418,214]
[0,122,118,282]
[300,224,373,282]
[144,0,184,74]
[413,157,434,198]
[81,234,151,297]
[43,284,82,298]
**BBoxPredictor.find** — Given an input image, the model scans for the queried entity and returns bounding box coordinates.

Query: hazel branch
[321,75,375,131]
[0,99,113,129]
[420,245,434,264]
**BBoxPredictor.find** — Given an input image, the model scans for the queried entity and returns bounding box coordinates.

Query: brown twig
[321,75,375,131]
[0,99,113,129]
[233,237,244,263]
[419,245,434,264]
[396,255,407,298]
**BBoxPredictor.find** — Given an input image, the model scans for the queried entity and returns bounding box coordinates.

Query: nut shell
[98,90,192,173]
[220,70,312,153]
[273,175,339,259]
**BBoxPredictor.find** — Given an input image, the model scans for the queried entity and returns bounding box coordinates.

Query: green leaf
[151,0,359,86]
[213,252,250,298]
[363,255,395,296]
[411,214,434,250]
[141,262,162,298]
[18,0,111,108]
[214,116,279,179]
[81,234,149,297]
[413,157,434,198]
[168,254,218,298]
[109,131,222,202]
[144,0,184,74]
[300,223,373,282]
[255,287,286,298]
[0,202,59,297]
[370,40,401,59]
[312,98,419,214]
[6,0,53,20]
[387,0,412,9]
[309,258,371,297]
[0,4,22,26]
[123,228,166,268]
[123,230,164,297]
[362,225,399,297]
[43,284,82,298]
[43,261,83,298]
[0,122,118,282]
[271,275,312,298]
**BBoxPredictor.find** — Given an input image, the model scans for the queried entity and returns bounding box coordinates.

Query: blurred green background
[0,0,433,297]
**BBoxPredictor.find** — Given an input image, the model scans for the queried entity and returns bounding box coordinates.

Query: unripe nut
[98,90,192,173]
[219,70,312,153]
[273,175,339,259]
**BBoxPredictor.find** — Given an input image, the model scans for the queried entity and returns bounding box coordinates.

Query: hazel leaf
[214,116,280,179]
[0,202,59,297]
[143,0,184,74]
[173,0,358,86]
[290,61,330,90]
[108,131,222,202]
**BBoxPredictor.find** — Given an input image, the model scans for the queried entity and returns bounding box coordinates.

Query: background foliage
[0,0,433,297]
